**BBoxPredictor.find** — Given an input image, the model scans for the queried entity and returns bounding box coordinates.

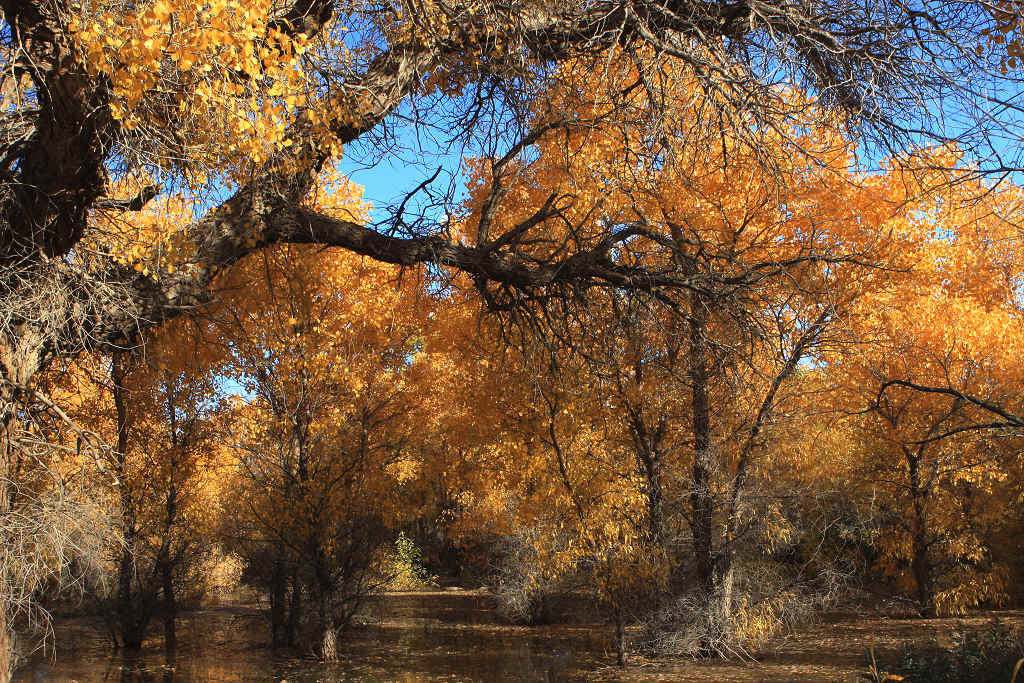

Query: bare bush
[492,527,571,625]
[0,469,116,676]
[644,559,844,659]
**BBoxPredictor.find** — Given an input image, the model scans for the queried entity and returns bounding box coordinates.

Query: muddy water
[16,591,616,682]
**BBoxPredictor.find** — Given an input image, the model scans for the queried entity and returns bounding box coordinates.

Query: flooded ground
[14,591,1024,682]
[17,590,613,682]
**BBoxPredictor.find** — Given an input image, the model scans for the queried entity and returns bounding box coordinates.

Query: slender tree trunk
[644,448,664,548]
[159,374,182,650]
[628,411,666,547]
[161,560,176,649]
[906,452,936,617]
[629,412,672,612]
[685,295,734,651]
[910,529,935,618]
[269,556,286,649]
[115,549,143,647]
[688,296,715,599]
[713,562,735,630]
[286,568,301,648]
[0,340,43,679]
[0,388,12,517]
[0,608,12,683]
[615,606,625,666]
[112,354,148,649]
[0,403,19,681]
[0,386,16,683]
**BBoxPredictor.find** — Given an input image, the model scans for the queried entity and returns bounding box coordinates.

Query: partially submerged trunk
[614,607,625,666]
[161,560,177,649]
[112,354,150,649]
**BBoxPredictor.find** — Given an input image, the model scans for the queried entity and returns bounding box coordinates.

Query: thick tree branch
[94,185,163,212]
[877,379,1024,431]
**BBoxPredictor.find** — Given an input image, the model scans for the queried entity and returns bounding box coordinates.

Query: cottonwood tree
[217,231,432,659]
[50,319,226,649]
[453,54,922,655]
[826,170,1024,617]
[0,0,1015,676]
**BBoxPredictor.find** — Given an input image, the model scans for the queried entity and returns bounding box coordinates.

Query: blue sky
[339,152,468,223]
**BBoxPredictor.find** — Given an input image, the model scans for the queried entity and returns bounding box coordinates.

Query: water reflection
[17,591,612,682]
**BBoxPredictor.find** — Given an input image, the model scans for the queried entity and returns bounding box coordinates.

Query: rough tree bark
[686,291,718,606]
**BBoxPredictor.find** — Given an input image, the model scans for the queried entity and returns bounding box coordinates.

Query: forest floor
[18,590,1024,682]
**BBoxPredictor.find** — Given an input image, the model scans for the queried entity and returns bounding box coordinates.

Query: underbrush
[491,529,566,624]
[643,562,840,658]
[892,620,1024,683]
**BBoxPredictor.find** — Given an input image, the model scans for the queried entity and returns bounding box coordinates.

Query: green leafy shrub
[383,532,436,591]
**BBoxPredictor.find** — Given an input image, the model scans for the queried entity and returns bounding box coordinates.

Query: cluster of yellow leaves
[69,0,347,176]
[83,176,196,276]
[213,175,435,553]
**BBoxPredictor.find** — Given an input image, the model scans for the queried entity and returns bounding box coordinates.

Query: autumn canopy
[0,0,1023,679]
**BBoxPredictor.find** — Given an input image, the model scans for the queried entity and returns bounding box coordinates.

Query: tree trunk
[319,590,337,662]
[644,448,664,548]
[161,560,176,649]
[615,607,625,666]
[115,547,146,648]
[112,354,148,649]
[286,568,301,648]
[628,410,666,548]
[0,339,43,678]
[911,531,936,618]
[712,562,735,636]
[0,387,16,682]
[269,556,286,649]
[0,602,14,683]
[688,295,715,600]
[906,451,936,617]
[685,294,735,653]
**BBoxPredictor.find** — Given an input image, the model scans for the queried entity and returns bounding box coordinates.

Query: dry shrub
[492,527,570,625]
[644,560,843,658]
[0,476,117,665]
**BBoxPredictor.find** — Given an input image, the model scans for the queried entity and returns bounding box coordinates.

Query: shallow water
[16,591,615,682]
